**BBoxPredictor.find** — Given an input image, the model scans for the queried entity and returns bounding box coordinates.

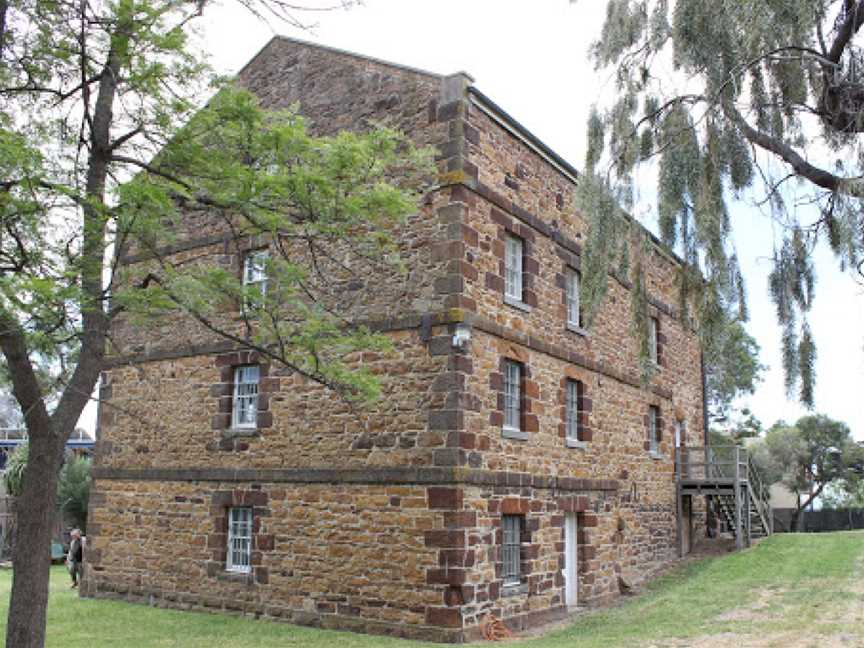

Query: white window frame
[503,360,522,433]
[502,514,522,586]
[648,316,659,364]
[565,379,581,443]
[504,235,523,301]
[226,506,253,574]
[566,268,581,328]
[232,365,260,429]
[649,405,660,454]
[243,250,269,308]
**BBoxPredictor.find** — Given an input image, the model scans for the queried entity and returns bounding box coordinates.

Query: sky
[87,0,860,440]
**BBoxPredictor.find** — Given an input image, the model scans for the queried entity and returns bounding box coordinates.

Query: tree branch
[0,310,52,436]
[723,101,864,197]
[828,0,864,63]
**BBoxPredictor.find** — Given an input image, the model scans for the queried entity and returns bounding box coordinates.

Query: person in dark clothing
[67,528,83,588]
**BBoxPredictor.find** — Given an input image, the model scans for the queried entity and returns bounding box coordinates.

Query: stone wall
[98,327,456,470]
[87,37,708,642]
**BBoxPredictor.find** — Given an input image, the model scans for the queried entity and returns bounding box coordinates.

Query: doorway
[564,512,578,608]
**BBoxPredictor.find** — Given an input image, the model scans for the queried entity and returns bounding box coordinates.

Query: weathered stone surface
[87,36,706,643]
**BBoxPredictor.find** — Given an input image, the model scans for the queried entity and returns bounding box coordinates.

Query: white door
[564,513,578,608]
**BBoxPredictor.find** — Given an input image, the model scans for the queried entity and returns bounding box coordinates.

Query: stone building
[82,37,707,643]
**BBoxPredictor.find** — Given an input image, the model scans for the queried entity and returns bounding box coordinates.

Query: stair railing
[747,455,773,535]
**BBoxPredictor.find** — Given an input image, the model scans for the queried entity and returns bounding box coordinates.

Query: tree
[0,1,428,646]
[56,454,91,533]
[703,318,764,423]
[1,441,26,497]
[750,415,862,529]
[581,0,864,407]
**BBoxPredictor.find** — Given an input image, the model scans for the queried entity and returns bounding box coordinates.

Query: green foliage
[1,443,27,497]
[3,445,91,528]
[56,455,91,532]
[113,86,432,401]
[0,0,433,405]
[749,415,860,511]
[703,318,764,421]
[583,0,864,407]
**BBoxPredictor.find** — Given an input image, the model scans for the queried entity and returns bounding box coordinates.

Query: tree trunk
[1,36,116,644]
[790,507,803,532]
[5,425,64,648]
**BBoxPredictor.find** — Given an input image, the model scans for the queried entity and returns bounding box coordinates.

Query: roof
[240,36,684,268]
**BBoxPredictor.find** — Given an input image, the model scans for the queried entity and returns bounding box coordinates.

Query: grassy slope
[1,532,861,647]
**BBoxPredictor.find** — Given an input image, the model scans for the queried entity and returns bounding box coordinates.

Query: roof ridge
[237,34,464,82]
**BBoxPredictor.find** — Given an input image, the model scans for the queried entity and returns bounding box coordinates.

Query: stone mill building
[82,37,708,642]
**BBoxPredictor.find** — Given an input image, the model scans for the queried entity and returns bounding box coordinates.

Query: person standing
[67,529,83,588]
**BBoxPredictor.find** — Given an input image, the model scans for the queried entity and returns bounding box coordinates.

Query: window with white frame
[565,379,582,443]
[502,514,522,586]
[648,316,659,364]
[504,235,524,301]
[503,360,522,433]
[566,268,581,328]
[226,506,253,573]
[649,405,660,454]
[243,250,269,307]
[232,365,260,429]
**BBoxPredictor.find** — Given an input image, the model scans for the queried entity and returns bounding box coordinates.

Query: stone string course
[84,36,708,643]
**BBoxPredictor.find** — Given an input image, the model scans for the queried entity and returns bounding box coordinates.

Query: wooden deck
[675,445,773,553]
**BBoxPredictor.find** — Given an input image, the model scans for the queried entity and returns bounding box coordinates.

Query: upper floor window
[566,268,582,329]
[504,235,524,301]
[226,507,253,573]
[243,250,269,306]
[503,359,522,433]
[649,405,660,454]
[501,514,523,586]
[565,379,583,443]
[648,316,659,364]
[232,365,260,429]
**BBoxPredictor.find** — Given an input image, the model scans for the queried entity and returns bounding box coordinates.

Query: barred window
[649,405,660,454]
[504,235,523,301]
[566,268,581,328]
[502,514,522,586]
[566,379,582,442]
[648,316,659,364]
[503,360,522,432]
[226,507,253,573]
[232,365,259,429]
[243,250,269,308]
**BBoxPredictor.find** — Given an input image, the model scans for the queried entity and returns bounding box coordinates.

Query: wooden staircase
[675,445,773,553]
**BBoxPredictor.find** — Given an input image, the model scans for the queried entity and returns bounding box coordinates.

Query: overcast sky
[138,0,864,440]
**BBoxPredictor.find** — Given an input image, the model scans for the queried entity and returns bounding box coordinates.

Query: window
[649,405,660,454]
[648,316,659,364]
[566,268,581,328]
[504,235,523,301]
[565,379,583,443]
[503,360,522,433]
[243,250,269,307]
[502,515,522,586]
[232,365,260,429]
[226,507,253,573]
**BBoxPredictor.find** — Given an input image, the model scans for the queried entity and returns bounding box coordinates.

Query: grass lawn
[1,532,862,647]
